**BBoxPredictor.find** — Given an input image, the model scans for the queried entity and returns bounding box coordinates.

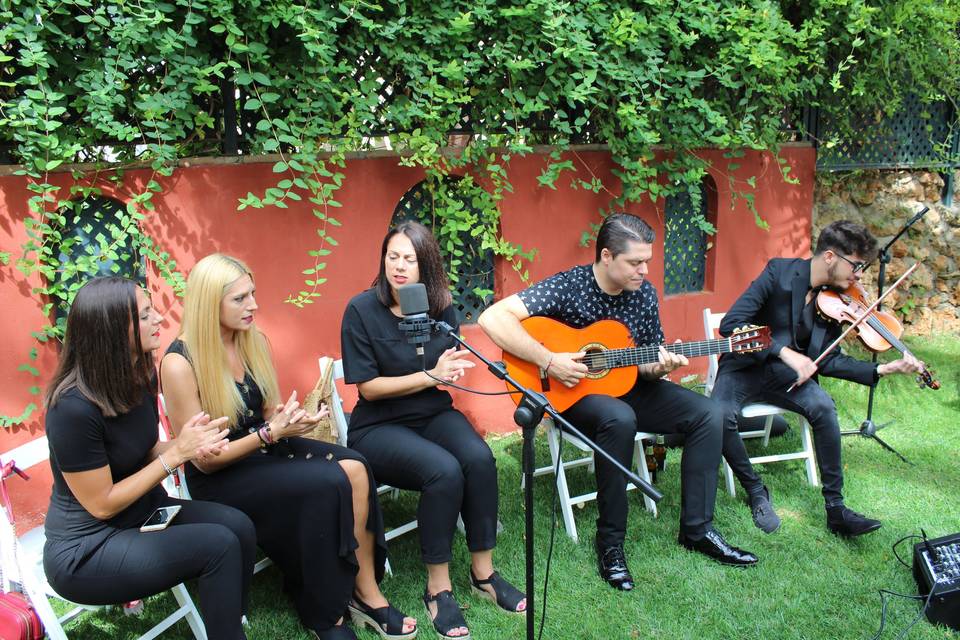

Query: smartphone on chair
[140,505,182,532]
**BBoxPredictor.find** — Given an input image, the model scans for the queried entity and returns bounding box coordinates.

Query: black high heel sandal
[422,589,470,640]
[348,594,418,640]
[469,570,526,614]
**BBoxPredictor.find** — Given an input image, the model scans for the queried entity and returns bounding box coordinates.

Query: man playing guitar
[479,213,757,593]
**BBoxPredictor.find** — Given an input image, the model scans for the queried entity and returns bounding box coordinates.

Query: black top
[718,258,878,385]
[517,264,666,345]
[341,288,459,434]
[165,339,266,479]
[44,388,166,545]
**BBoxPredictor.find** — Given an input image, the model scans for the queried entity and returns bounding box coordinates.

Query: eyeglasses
[835,253,867,274]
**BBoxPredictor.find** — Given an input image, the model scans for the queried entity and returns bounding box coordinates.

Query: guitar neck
[589,337,735,368]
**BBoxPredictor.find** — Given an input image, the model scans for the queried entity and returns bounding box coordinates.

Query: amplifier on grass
[912,531,960,631]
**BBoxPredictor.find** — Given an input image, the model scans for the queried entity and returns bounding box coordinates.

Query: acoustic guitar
[502,317,771,412]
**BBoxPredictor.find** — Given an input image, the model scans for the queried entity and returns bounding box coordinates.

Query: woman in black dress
[42,276,256,640]
[161,254,415,640]
[340,221,525,640]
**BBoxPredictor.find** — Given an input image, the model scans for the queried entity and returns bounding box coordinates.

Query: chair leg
[23,584,69,640]
[724,459,737,497]
[761,415,774,448]
[169,582,208,640]
[633,438,657,518]
[801,419,819,487]
[547,425,579,543]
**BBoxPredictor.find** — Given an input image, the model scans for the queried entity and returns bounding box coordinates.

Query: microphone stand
[432,321,663,640]
[840,206,929,464]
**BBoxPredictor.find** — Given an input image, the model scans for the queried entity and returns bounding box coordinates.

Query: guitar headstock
[730,325,771,353]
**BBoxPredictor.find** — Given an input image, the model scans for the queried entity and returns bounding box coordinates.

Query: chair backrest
[702,307,726,396]
[330,359,349,447]
[0,436,50,589]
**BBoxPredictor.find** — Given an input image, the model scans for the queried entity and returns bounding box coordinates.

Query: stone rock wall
[813,170,960,336]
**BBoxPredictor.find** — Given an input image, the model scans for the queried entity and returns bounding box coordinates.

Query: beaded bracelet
[257,423,275,446]
[157,453,176,476]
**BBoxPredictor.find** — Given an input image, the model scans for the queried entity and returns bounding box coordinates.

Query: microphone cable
[421,367,524,396]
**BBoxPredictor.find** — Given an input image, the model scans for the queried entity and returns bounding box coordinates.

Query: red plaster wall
[0,145,814,527]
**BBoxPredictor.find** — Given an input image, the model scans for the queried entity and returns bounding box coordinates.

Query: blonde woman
[160,254,416,640]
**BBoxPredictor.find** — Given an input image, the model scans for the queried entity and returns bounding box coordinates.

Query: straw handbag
[302,357,339,444]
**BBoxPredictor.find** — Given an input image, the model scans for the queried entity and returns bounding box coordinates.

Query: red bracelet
[543,354,555,374]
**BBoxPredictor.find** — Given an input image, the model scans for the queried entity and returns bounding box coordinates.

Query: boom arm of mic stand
[880,206,928,257]
[434,321,663,503]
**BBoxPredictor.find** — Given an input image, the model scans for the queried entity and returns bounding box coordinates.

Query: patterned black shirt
[517,264,665,346]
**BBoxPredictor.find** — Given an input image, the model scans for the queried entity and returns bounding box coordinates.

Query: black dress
[165,340,387,632]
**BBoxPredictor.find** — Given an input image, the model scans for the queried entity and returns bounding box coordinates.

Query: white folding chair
[330,360,419,549]
[702,308,819,496]
[0,437,207,640]
[527,417,659,543]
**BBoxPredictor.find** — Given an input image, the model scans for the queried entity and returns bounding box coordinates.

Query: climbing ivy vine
[1,0,958,424]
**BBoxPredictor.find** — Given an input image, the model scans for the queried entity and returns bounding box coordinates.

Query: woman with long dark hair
[340,221,525,640]
[42,276,256,640]
[160,254,415,640]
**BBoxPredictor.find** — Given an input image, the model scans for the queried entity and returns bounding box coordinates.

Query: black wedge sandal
[348,594,418,640]
[422,589,470,640]
[469,570,526,614]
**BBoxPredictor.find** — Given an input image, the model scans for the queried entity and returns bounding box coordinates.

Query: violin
[816,281,940,390]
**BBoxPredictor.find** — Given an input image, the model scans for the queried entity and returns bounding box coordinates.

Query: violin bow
[786,262,918,393]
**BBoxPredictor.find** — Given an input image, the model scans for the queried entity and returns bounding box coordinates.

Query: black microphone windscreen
[398,283,429,316]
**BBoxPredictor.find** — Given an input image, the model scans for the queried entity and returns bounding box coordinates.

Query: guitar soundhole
[583,346,608,378]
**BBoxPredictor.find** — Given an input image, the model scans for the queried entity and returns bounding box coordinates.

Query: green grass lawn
[58,336,960,640]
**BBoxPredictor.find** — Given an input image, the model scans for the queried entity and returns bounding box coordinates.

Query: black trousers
[349,409,499,564]
[561,379,725,548]
[712,361,845,506]
[44,498,256,640]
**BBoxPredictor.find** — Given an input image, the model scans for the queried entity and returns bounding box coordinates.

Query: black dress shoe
[595,538,635,591]
[678,529,758,567]
[826,505,882,537]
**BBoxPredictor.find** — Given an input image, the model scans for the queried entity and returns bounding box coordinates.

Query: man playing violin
[479,213,757,593]
[715,220,924,537]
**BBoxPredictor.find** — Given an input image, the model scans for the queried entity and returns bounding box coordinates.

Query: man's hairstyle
[595,213,656,262]
[814,220,878,263]
[373,220,452,317]
[45,276,155,415]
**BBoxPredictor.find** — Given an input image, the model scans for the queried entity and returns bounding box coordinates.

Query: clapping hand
[175,412,230,464]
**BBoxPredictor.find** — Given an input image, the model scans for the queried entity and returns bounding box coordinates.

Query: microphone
[397,283,435,356]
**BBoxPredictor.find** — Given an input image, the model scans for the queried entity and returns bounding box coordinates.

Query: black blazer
[718,257,877,386]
